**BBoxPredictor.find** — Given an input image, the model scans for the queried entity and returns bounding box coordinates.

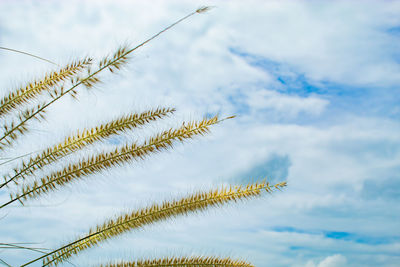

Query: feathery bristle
[98,256,254,267]
[42,180,286,266]
[4,116,230,207]
[0,58,92,118]
[1,107,175,189]
[99,45,130,74]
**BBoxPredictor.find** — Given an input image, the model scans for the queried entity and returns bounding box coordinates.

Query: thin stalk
[0,258,12,267]
[0,46,58,65]
[0,243,49,254]
[0,150,41,166]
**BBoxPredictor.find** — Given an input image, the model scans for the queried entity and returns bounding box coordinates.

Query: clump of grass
[0,7,286,267]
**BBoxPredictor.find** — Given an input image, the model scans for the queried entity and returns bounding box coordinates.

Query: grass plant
[0,7,286,267]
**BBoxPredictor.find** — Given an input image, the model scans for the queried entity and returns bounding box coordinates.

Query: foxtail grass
[1,107,175,189]
[0,58,93,151]
[97,256,254,267]
[20,180,286,266]
[2,115,231,208]
[1,6,287,267]
[0,58,91,119]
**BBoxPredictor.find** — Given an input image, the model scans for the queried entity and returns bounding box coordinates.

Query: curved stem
[0,46,58,65]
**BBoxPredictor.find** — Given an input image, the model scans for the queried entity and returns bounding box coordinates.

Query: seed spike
[39,180,284,266]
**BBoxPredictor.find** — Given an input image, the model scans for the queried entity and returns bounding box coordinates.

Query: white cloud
[213,0,400,87]
[245,89,328,117]
[306,254,348,267]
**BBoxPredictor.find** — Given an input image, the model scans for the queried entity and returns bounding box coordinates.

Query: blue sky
[0,1,399,266]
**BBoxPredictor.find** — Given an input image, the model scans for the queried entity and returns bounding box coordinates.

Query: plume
[21,180,286,266]
[2,116,230,208]
[1,107,175,189]
[97,256,254,267]
[0,58,92,118]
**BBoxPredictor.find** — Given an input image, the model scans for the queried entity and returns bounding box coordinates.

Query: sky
[0,0,399,266]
